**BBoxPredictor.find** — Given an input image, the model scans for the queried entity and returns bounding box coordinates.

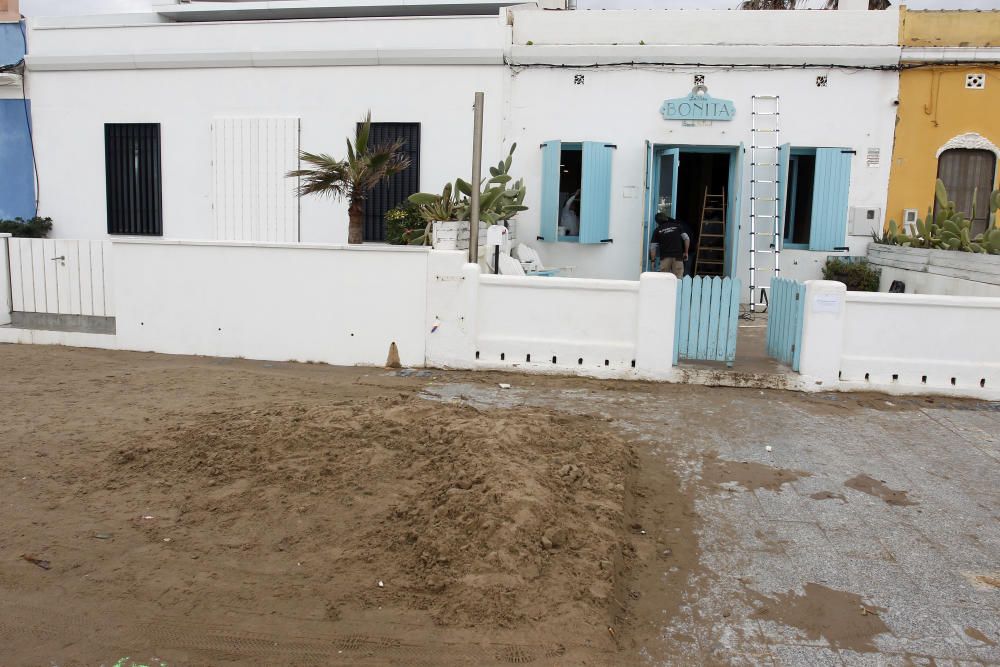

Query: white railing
[6,238,114,317]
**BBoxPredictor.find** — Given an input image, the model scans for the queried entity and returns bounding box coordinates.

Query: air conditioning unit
[902,208,919,235]
[849,206,882,237]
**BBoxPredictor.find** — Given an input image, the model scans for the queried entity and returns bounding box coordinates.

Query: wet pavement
[425,380,1000,665]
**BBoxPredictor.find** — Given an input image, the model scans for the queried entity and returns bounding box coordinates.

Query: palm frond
[355,110,372,155]
[287,151,350,199]
[289,111,411,206]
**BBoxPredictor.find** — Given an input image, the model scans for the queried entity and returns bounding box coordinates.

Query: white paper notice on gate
[812,293,842,314]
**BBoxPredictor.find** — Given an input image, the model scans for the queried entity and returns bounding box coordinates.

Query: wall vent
[966,73,985,90]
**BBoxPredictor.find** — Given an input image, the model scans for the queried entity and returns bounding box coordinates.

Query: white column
[0,234,11,326]
[797,280,847,387]
[424,249,479,369]
[635,272,677,379]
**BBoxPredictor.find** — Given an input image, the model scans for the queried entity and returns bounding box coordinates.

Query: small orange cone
[385,342,402,369]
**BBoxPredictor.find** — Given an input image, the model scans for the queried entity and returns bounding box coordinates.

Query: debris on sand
[385,342,402,369]
[21,554,51,570]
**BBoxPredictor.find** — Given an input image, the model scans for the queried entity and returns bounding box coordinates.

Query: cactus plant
[883,180,1000,255]
[407,144,528,244]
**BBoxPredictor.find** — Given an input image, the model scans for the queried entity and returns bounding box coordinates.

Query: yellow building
[886,7,1000,238]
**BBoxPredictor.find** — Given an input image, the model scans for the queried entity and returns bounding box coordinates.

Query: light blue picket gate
[673,276,741,367]
[766,277,806,371]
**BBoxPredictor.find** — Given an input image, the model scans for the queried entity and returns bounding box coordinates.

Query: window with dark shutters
[936,148,996,237]
[105,123,163,236]
[361,122,420,243]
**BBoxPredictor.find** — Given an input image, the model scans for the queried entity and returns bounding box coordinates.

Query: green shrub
[384,201,427,245]
[822,258,880,292]
[0,217,53,238]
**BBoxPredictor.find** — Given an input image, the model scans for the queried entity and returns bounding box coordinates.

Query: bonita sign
[661,85,735,122]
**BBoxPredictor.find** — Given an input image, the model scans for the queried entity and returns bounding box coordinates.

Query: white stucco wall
[511,9,899,47]
[840,291,1000,397]
[26,15,508,243]
[24,8,898,293]
[28,63,506,242]
[508,66,898,284]
[113,239,432,366]
[26,14,505,56]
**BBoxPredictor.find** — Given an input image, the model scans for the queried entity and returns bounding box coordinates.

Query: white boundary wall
[3,244,999,400]
[112,239,431,367]
[796,281,1000,400]
[0,242,679,380]
[425,250,678,379]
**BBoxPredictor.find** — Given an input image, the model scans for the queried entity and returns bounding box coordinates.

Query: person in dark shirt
[649,212,690,278]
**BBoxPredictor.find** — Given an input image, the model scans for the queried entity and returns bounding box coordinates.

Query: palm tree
[739,0,800,8]
[288,112,411,244]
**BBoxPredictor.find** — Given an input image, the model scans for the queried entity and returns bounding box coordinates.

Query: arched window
[936,148,997,237]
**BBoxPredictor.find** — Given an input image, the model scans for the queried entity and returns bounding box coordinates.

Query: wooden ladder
[694,187,726,277]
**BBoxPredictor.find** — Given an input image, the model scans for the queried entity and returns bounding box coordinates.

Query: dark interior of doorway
[783,153,816,246]
[675,152,730,277]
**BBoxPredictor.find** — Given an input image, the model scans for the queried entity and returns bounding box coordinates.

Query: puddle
[963,572,1000,591]
[964,626,997,646]
[843,474,917,507]
[809,491,847,502]
[702,455,810,493]
[750,583,889,653]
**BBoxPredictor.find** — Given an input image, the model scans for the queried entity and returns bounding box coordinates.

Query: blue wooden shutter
[538,140,561,242]
[777,142,791,246]
[809,148,852,251]
[579,141,614,244]
[725,143,744,278]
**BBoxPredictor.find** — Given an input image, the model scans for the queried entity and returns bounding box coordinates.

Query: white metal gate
[7,238,114,317]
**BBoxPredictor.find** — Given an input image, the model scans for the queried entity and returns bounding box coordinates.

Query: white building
[22,1,900,300]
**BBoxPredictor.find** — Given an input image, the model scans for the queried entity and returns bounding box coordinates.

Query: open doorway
[676,152,730,277]
[644,145,738,278]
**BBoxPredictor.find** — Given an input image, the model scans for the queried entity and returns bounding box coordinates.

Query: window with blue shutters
[779,147,852,251]
[538,140,614,244]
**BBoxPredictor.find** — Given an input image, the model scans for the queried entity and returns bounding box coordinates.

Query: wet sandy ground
[1,344,998,666]
[429,381,1000,664]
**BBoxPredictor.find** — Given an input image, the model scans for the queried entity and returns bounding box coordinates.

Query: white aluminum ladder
[748,95,782,315]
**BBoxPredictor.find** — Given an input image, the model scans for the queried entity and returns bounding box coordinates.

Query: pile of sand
[111,395,635,631]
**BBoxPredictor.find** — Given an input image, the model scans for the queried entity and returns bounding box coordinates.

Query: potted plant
[408,144,527,250]
[287,111,411,244]
[407,182,468,249]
